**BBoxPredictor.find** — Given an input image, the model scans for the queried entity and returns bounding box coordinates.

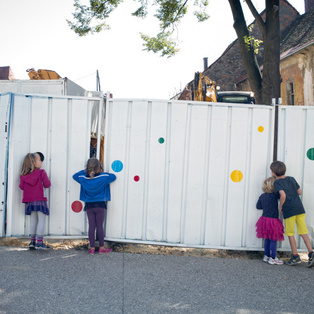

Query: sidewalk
[0,244,313,314]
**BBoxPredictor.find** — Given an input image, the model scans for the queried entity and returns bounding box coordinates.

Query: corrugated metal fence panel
[105,99,274,249]
[5,93,100,236]
[277,106,314,250]
[0,93,11,236]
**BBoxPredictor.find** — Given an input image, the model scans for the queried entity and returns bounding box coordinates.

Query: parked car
[216,91,255,104]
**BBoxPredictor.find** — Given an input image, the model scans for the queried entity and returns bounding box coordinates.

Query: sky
[0,0,305,99]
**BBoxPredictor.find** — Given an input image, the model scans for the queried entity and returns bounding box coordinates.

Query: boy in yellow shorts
[270,161,314,267]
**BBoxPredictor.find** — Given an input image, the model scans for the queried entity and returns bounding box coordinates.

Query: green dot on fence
[307,148,314,161]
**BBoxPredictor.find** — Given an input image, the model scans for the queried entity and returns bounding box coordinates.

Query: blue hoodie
[73,170,116,203]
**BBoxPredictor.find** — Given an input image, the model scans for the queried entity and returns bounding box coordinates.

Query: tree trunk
[262,0,281,105]
[228,0,263,104]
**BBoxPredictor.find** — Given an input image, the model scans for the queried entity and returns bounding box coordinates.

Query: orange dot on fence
[258,126,264,132]
[71,201,83,213]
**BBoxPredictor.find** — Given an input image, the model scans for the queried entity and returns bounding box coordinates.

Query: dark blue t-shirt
[274,176,305,219]
[256,192,280,218]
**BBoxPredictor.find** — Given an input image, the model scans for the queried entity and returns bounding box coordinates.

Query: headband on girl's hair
[37,152,45,162]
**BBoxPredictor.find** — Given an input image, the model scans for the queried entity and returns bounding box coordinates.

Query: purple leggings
[86,207,105,248]
[264,239,277,258]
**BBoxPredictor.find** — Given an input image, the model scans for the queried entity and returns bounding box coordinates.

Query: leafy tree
[68,0,280,104]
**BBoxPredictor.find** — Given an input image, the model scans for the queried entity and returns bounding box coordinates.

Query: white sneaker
[263,255,270,263]
[268,257,283,265]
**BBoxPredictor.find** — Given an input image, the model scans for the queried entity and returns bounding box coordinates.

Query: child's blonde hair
[20,153,37,176]
[262,177,275,193]
[85,158,103,179]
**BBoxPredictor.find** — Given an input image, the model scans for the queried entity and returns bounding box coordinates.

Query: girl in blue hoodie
[73,158,116,255]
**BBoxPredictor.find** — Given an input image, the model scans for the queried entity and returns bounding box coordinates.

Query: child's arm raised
[42,170,51,188]
[72,170,86,183]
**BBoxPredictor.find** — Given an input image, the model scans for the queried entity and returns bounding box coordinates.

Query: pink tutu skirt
[256,216,284,241]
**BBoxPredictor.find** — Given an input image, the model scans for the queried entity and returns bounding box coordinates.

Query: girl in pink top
[19,152,51,250]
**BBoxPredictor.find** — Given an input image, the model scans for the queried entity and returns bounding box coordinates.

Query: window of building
[286,80,295,106]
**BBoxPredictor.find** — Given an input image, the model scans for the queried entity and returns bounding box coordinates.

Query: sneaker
[36,243,50,250]
[29,241,36,250]
[263,255,270,263]
[308,251,314,268]
[99,248,112,254]
[268,257,283,265]
[88,248,95,255]
[285,254,301,266]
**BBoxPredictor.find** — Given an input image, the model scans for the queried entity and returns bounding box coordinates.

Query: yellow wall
[280,45,314,106]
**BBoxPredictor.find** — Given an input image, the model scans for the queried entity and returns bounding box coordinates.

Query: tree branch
[245,0,266,38]
[174,0,189,23]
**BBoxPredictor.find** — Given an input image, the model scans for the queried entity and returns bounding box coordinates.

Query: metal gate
[1,93,103,237]
[104,99,277,249]
[277,106,314,250]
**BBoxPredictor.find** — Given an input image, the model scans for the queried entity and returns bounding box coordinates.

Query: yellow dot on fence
[230,170,243,182]
[258,126,264,132]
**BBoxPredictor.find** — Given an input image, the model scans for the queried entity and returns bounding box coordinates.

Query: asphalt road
[0,246,313,314]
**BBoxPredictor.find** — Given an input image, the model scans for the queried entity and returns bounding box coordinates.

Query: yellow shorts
[284,214,308,236]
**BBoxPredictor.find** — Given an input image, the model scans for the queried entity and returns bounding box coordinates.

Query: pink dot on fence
[71,201,83,213]
[134,175,140,182]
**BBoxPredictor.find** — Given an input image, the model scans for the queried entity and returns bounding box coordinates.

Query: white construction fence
[0,93,313,251]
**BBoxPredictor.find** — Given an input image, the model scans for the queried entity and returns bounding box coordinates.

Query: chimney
[305,0,314,12]
[203,57,208,71]
[0,66,16,80]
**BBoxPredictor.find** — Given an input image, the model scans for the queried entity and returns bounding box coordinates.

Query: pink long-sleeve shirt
[19,169,51,203]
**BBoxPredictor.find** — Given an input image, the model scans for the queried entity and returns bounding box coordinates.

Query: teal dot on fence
[111,160,123,172]
[158,137,165,144]
[307,148,314,161]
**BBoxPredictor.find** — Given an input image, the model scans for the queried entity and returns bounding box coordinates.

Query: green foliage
[154,0,188,30]
[68,0,209,56]
[243,24,263,54]
[193,11,209,22]
[140,32,179,57]
[193,0,209,22]
[67,0,123,36]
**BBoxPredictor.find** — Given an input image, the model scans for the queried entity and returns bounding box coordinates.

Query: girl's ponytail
[20,153,36,176]
[85,158,103,178]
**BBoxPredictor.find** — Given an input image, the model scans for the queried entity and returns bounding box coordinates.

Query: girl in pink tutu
[256,177,284,265]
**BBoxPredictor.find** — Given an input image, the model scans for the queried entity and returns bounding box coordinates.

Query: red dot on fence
[134,175,140,182]
[71,201,83,213]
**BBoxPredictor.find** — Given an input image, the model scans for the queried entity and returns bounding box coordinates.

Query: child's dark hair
[37,152,44,162]
[270,161,286,177]
[85,158,103,179]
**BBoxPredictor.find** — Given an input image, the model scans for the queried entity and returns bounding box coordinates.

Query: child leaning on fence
[73,158,116,255]
[19,152,51,250]
[256,177,284,265]
[270,161,314,267]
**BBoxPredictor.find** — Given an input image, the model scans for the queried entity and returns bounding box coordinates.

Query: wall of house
[280,45,314,106]
[302,46,314,105]
[280,60,304,106]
